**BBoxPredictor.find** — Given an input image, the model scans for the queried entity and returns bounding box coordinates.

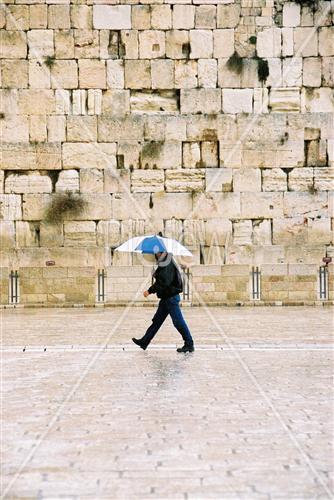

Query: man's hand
[143,290,149,298]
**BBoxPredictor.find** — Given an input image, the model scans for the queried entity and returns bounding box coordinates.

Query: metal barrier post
[97,269,105,302]
[319,266,328,300]
[182,268,190,301]
[9,270,19,304]
[251,266,261,300]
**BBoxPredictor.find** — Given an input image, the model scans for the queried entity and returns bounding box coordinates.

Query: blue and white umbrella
[115,234,192,257]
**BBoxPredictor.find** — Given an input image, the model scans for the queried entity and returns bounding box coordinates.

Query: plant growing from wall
[226,51,244,74]
[249,36,257,45]
[0,112,5,119]
[44,191,87,223]
[256,57,269,83]
[44,55,56,68]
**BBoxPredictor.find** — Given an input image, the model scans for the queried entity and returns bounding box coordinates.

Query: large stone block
[288,168,314,191]
[62,143,116,169]
[18,90,55,115]
[175,60,198,88]
[201,141,219,167]
[222,89,253,113]
[124,60,151,89]
[0,195,22,220]
[16,221,39,248]
[51,60,78,89]
[1,60,28,88]
[165,169,205,192]
[30,5,47,29]
[195,5,216,29]
[151,192,192,219]
[217,4,240,28]
[213,29,234,58]
[54,29,75,59]
[181,89,221,114]
[241,193,283,218]
[66,116,97,142]
[205,168,232,192]
[253,219,272,245]
[198,59,217,88]
[48,5,70,29]
[233,169,261,192]
[269,88,300,112]
[322,57,334,87]
[70,5,92,30]
[55,170,79,192]
[283,192,328,217]
[0,222,15,249]
[273,217,307,244]
[233,220,252,245]
[102,90,130,117]
[183,142,201,168]
[282,2,300,27]
[294,27,318,56]
[106,60,125,89]
[80,169,103,194]
[97,220,121,247]
[307,217,331,244]
[1,116,29,143]
[151,60,174,89]
[104,168,130,194]
[204,218,231,246]
[28,60,50,89]
[130,91,178,114]
[27,30,54,58]
[192,192,240,219]
[6,5,29,31]
[303,57,322,87]
[173,5,195,29]
[93,6,131,30]
[0,31,27,59]
[166,30,189,59]
[318,27,334,56]
[40,221,64,247]
[262,168,287,192]
[112,193,149,220]
[5,173,52,194]
[64,221,96,247]
[131,170,164,193]
[132,5,151,30]
[302,88,334,113]
[314,167,334,191]
[189,30,213,59]
[151,5,172,30]
[139,31,165,59]
[141,141,182,169]
[117,141,141,169]
[282,58,302,86]
[79,59,106,89]
[256,27,281,57]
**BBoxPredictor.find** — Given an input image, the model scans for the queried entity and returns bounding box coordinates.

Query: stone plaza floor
[2,305,333,499]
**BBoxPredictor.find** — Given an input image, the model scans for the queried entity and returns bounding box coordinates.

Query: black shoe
[177,344,194,353]
[132,338,148,350]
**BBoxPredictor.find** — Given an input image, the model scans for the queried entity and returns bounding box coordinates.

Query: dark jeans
[141,294,194,347]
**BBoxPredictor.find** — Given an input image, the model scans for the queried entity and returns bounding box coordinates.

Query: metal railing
[97,269,106,302]
[182,268,191,301]
[251,266,261,300]
[319,266,328,300]
[9,270,19,304]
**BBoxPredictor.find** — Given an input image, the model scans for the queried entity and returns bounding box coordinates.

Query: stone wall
[0,0,333,306]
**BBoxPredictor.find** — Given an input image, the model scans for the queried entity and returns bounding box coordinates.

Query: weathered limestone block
[40,222,64,247]
[48,5,70,29]
[166,30,189,59]
[288,168,314,191]
[27,30,54,58]
[0,195,22,220]
[256,27,281,57]
[282,28,294,57]
[269,88,300,112]
[28,60,50,89]
[217,4,240,28]
[0,116,29,144]
[302,88,334,113]
[55,170,79,192]
[151,60,174,89]
[144,116,166,141]
[307,217,331,244]
[195,6,216,29]
[283,192,328,217]
[233,169,261,192]
[266,58,282,88]
[262,168,287,192]
[203,245,225,265]
[71,89,87,115]
[273,217,307,244]
[132,5,151,30]
[131,91,178,113]
[322,57,334,87]
[75,31,99,59]
[112,193,149,220]
[62,143,116,169]
[120,219,146,242]
[181,89,221,114]
[107,60,124,89]
[319,27,334,56]
[183,219,205,245]
[206,168,232,192]
[139,31,165,59]
[294,27,318,56]
[67,116,97,142]
[70,5,92,29]
[163,219,183,241]
[125,60,151,89]
[233,220,252,245]
[175,61,198,88]
[241,193,283,218]
[87,89,102,115]
[0,171,3,194]
[30,5,47,29]
[55,30,75,59]
[303,58,321,87]
[253,219,272,245]
[201,142,218,167]
[102,90,130,117]
[1,60,28,88]
[51,60,78,89]
[183,142,201,168]
[16,221,39,248]
[0,222,15,248]
[104,169,130,193]
[18,90,55,115]
[79,60,106,89]
[151,5,172,30]
[173,5,195,29]
[282,2,300,26]
[22,194,51,220]
[241,59,261,88]
[223,89,253,114]
[119,30,139,60]
[0,31,27,59]
[47,116,66,143]
[97,220,120,247]
[189,30,213,58]
[5,173,52,194]
[165,169,205,192]
[314,167,334,191]
[204,218,231,246]
[198,59,217,88]
[131,170,164,192]
[213,29,234,58]
[93,6,131,30]
[29,115,47,143]
[151,192,192,219]
[141,141,182,169]
[117,141,141,169]
[64,221,96,247]
[282,58,302,86]
[80,169,103,193]
[192,192,240,218]
[166,116,187,141]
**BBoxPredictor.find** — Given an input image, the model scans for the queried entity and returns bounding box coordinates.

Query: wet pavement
[2,306,334,499]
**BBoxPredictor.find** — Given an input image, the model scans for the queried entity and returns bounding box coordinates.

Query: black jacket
[148,254,183,299]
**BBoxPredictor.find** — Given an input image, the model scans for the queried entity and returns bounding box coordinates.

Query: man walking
[132,252,194,353]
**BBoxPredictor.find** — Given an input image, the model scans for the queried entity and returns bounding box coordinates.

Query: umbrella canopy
[114,234,192,256]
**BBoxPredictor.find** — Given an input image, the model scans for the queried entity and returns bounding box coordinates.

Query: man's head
[154,251,168,262]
